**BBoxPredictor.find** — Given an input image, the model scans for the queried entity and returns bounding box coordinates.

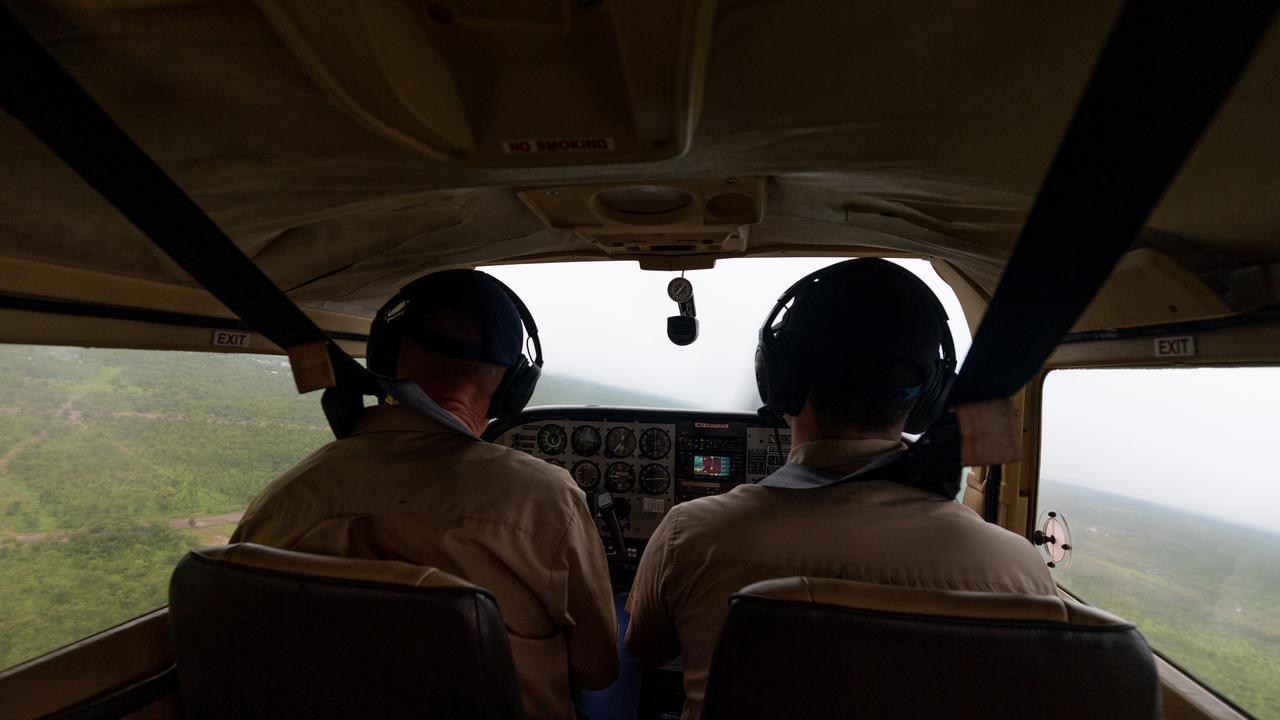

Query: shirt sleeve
[558,496,620,690]
[624,505,682,666]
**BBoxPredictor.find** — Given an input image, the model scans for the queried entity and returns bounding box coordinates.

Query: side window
[0,345,329,670]
[1037,368,1280,718]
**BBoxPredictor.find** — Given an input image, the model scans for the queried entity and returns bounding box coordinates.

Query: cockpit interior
[1,1,1277,719]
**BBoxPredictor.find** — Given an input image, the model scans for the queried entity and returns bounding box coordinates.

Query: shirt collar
[759,437,906,490]
[369,376,480,439]
[350,404,470,436]
[786,438,906,475]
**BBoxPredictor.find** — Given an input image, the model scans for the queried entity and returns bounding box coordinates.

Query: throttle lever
[595,492,628,558]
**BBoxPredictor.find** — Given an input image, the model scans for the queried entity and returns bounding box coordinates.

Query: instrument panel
[485,408,792,544]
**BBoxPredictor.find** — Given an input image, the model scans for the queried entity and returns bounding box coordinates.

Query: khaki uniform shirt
[232,405,618,719]
[625,438,1058,720]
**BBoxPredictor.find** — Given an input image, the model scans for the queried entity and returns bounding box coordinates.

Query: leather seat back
[169,543,522,720]
[702,576,1159,720]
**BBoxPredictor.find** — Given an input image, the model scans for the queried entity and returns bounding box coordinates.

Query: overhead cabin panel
[0,1,1275,352]
[255,0,716,166]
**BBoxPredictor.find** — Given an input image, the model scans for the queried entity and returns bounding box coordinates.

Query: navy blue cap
[393,270,524,367]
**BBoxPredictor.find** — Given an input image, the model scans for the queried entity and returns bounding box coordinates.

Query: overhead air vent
[517,178,766,267]
[255,0,716,166]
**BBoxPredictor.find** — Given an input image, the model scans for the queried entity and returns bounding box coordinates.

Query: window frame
[1029,360,1279,719]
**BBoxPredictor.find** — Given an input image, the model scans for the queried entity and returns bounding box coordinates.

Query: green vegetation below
[0,523,190,668]
[1041,481,1280,718]
[0,345,682,669]
[2,344,1278,718]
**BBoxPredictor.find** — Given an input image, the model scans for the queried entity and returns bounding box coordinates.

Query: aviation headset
[755,259,957,434]
[367,271,543,421]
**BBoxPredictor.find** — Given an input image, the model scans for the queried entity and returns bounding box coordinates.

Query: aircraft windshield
[484,258,972,412]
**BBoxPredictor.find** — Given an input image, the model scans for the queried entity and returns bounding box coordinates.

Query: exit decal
[1154,335,1196,358]
[212,330,251,348]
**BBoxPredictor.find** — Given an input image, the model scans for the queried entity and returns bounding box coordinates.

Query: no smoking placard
[501,136,615,155]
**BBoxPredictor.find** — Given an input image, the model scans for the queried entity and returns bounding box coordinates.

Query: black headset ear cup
[488,358,541,420]
[754,342,773,409]
[903,363,956,434]
[757,331,806,417]
[366,297,402,378]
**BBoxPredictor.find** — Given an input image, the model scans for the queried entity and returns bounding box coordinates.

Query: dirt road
[167,512,243,529]
[4,511,244,544]
[0,430,48,474]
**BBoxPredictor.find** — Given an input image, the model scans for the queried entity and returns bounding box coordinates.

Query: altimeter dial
[606,427,636,458]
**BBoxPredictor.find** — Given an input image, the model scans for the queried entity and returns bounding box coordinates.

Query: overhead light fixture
[597,185,694,216]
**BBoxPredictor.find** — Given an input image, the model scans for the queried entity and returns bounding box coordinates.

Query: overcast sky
[1040,367,1280,534]
[485,258,971,411]
[486,259,1279,535]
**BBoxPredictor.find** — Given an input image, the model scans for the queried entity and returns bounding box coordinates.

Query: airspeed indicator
[536,424,567,455]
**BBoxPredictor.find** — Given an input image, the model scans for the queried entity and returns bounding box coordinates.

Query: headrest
[193,543,477,591]
[737,576,1129,627]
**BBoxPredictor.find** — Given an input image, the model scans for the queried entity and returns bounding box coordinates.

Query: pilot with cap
[233,269,618,719]
[623,259,1057,720]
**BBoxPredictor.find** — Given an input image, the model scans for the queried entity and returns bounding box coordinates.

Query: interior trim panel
[0,609,173,720]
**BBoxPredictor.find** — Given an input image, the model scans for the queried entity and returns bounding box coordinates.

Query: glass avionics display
[692,454,732,477]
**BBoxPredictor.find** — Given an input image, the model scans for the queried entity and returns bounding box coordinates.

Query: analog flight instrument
[606,427,636,458]
[639,464,671,495]
[639,428,672,459]
[605,462,636,493]
[668,277,694,303]
[571,426,602,456]
[545,458,565,468]
[536,424,567,455]
[572,461,600,491]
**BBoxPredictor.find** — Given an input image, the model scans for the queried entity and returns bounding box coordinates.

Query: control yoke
[595,492,628,557]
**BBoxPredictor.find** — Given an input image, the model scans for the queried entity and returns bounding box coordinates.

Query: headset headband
[762,259,955,363]
[483,274,543,369]
[756,258,958,432]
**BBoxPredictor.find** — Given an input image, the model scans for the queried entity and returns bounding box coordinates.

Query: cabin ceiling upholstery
[2,0,1277,326]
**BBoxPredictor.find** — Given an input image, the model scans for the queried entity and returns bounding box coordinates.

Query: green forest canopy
[0,345,1276,717]
[0,344,681,669]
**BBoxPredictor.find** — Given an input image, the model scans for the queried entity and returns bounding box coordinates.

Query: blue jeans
[573,592,644,720]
